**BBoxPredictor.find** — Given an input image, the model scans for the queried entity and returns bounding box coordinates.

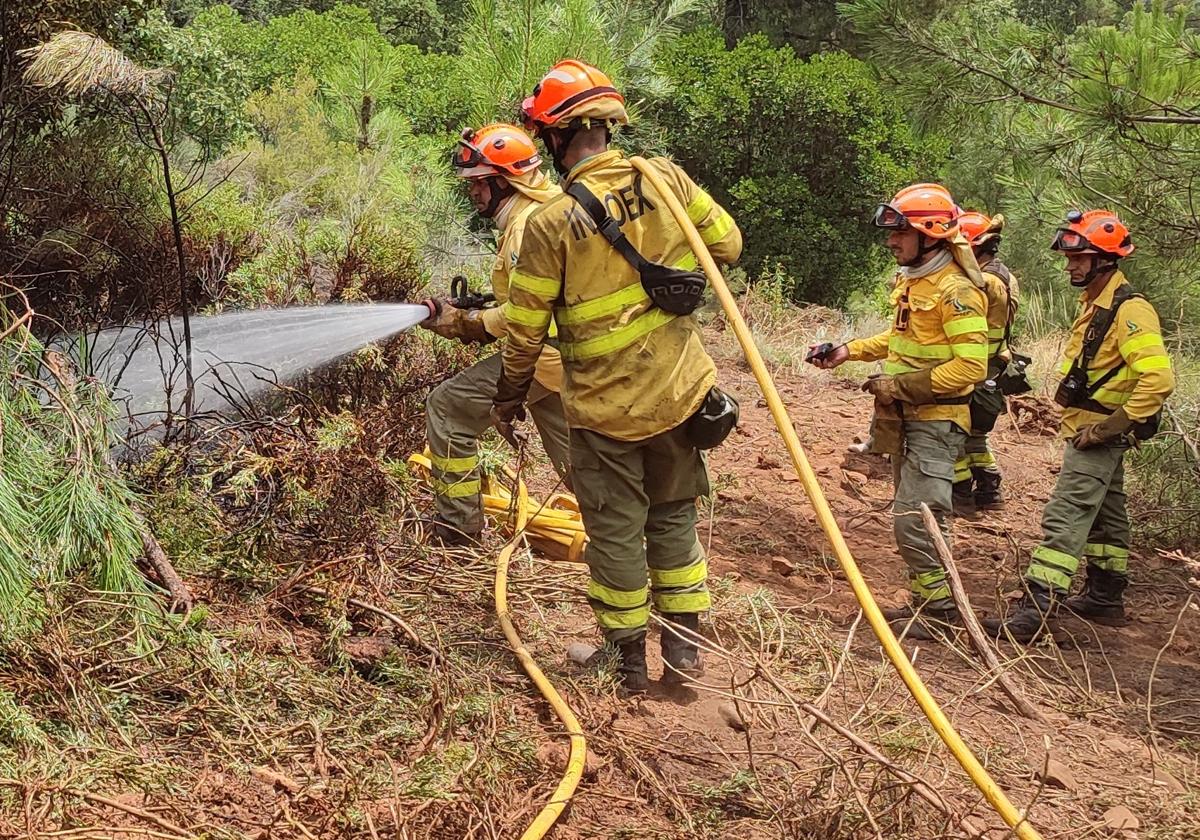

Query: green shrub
[188,3,468,133]
[214,70,454,307]
[653,29,928,305]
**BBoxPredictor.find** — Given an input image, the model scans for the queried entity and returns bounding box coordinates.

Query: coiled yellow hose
[408,453,587,838]
[630,155,1042,839]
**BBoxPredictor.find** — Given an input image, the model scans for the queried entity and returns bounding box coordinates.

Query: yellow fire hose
[408,453,587,838]
[631,156,1042,839]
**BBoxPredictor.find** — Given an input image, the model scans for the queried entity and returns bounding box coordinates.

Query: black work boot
[972,468,1005,512]
[883,603,961,641]
[575,634,649,695]
[1065,565,1128,625]
[660,613,704,684]
[982,583,1057,644]
[952,479,977,518]
[614,635,649,694]
[429,518,480,548]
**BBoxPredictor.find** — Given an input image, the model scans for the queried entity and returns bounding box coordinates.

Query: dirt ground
[2,329,1197,839]
[528,337,1200,838]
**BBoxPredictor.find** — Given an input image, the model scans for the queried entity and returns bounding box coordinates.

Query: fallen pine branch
[921,502,1047,723]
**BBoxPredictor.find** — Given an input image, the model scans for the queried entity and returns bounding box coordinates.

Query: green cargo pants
[1025,441,1130,595]
[426,352,570,536]
[894,420,965,612]
[570,424,711,643]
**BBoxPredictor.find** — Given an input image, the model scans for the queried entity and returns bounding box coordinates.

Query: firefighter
[984,210,1174,643]
[952,212,1019,515]
[809,184,989,640]
[419,124,570,545]
[491,60,743,692]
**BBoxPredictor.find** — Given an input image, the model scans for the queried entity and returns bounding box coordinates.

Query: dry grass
[21,30,167,97]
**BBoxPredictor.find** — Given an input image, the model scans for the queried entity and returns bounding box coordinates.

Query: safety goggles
[1050,210,1092,251]
[872,203,910,230]
[451,129,488,172]
[1050,228,1090,252]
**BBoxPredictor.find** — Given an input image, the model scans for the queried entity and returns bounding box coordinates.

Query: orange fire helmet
[873,183,960,239]
[520,59,627,135]
[1050,209,1134,257]
[958,211,1004,248]
[452,124,541,179]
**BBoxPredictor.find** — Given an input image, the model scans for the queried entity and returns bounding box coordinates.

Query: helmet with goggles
[873,183,961,239]
[1050,209,1134,257]
[452,124,541,179]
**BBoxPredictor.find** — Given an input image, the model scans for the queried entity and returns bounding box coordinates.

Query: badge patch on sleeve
[950,298,971,315]
[1126,320,1138,333]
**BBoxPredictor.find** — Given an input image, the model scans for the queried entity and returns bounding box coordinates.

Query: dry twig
[921,502,1047,723]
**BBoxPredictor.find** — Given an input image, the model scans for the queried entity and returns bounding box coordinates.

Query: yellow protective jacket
[481,191,564,392]
[1056,270,1174,438]
[978,254,1019,365]
[846,258,989,429]
[501,150,742,440]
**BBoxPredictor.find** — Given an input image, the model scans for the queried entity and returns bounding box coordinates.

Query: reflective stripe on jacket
[846,261,989,428]
[501,150,742,440]
[481,192,565,392]
[1056,270,1174,437]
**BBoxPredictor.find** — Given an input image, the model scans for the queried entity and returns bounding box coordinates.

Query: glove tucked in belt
[1073,406,1134,450]
[861,369,936,405]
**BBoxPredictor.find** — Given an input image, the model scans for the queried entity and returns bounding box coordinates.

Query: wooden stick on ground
[137,515,195,613]
[920,502,1048,724]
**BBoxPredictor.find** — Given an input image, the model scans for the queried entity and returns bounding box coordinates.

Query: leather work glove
[861,373,899,405]
[418,299,493,343]
[492,371,530,449]
[1073,407,1134,450]
[863,369,937,405]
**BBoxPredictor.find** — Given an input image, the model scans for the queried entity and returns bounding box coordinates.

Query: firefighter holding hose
[491,60,743,692]
[808,184,989,640]
[419,124,570,546]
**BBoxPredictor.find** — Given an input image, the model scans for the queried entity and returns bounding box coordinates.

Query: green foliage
[722,0,851,54]
[842,0,1200,333]
[133,9,253,153]
[654,28,926,304]
[170,0,450,47]
[189,4,468,132]
[458,0,707,126]
[0,324,149,641]
[211,69,450,306]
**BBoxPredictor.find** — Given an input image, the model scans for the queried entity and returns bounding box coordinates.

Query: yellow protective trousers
[570,424,711,642]
[426,353,570,536]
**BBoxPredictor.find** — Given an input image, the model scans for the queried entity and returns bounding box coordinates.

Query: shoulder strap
[1078,284,1141,399]
[987,260,1012,287]
[564,181,649,272]
[984,259,1016,347]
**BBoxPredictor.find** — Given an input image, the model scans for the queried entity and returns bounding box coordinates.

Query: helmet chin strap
[543,127,578,177]
[900,234,943,267]
[479,176,516,218]
[544,122,614,176]
[1072,253,1117,287]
